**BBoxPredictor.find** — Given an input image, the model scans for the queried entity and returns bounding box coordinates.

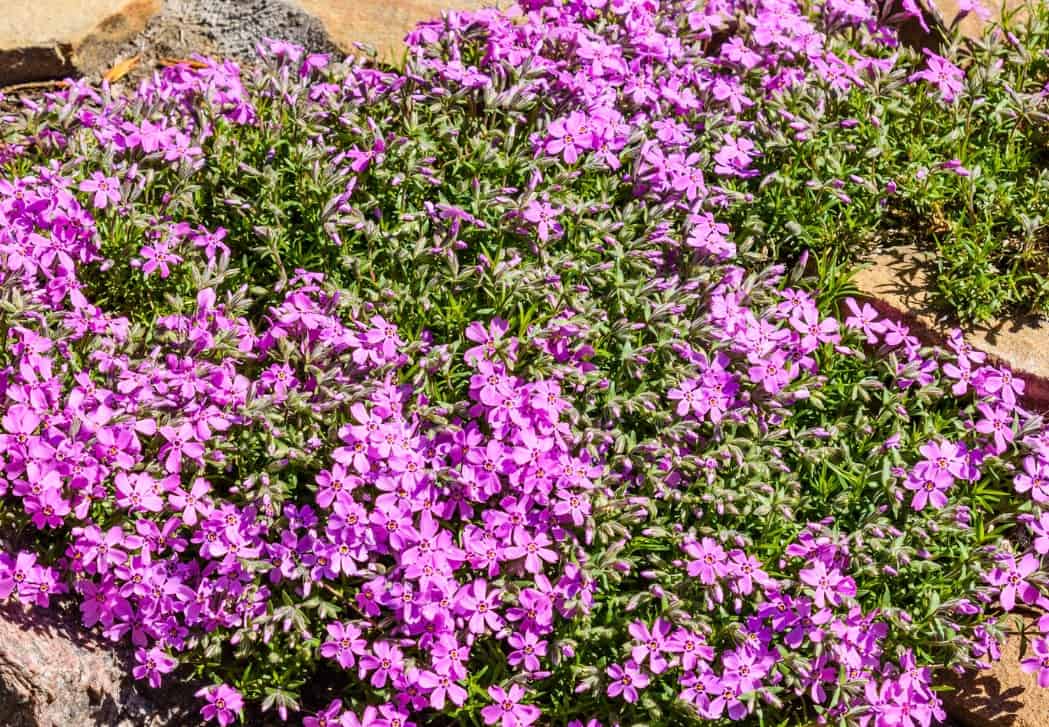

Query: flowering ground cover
[2,0,1049,725]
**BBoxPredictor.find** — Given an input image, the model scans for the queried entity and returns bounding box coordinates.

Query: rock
[286,0,502,62]
[0,0,160,86]
[0,601,195,726]
[853,244,1049,410]
[940,616,1049,727]
[928,0,1029,39]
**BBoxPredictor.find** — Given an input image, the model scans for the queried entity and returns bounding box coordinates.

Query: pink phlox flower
[628,618,672,673]
[1021,636,1049,688]
[195,684,243,726]
[78,171,121,209]
[908,49,965,103]
[799,560,857,607]
[481,684,540,727]
[986,553,1040,611]
[132,647,177,688]
[605,660,650,703]
[975,403,1015,454]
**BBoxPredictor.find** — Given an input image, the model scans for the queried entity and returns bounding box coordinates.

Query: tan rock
[940,616,1049,727]
[0,0,160,86]
[290,0,507,63]
[928,0,1030,38]
[853,244,1049,389]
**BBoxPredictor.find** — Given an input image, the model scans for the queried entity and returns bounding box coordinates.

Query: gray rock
[0,601,197,726]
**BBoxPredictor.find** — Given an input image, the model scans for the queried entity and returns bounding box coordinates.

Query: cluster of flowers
[0,158,601,725]
[2,0,1049,724]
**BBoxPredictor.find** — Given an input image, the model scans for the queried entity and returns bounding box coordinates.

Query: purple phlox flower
[195,684,243,726]
[481,684,540,727]
[158,423,205,473]
[417,664,468,710]
[986,553,1040,611]
[983,367,1025,406]
[115,472,165,513]
[948,329,987,367]
[628,618,672,673]
[304,699,346,727]
[521,199,564,242]
[1021,636,1049,688]
[713,135,759,178]
[722,647,770,693]
[975,403,1015,454]
[25,475,70,528]
[799,560,856,608]
[456,579,504,634]
[465,317,517,364]
[504,527,558,574]
[358,641,404,688]
[843,297,885,344]
[132,647,177,688]
[685,212,734,259]
[699,671,748,720]
[942,360,975,396]
[666,627,715,670]
[915,440,969,481]
[1029,512,1049,554]
[904,468,953,511]
[908,49,965,103]
[545,111,590,164]
[791,305,841,352]
[683,536,728,584]
[747,349,797,395]
[139,240,183,279]
[507,630,548,672]
[168,477,214,526]
[78,171,121,209]
[605,660,650,703]
[320,621,367,669]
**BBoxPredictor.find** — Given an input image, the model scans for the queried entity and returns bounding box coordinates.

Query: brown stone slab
[939,616,1049,727]
[291,0,504,62]
[853,244,1049,411]
[0,0,160,86]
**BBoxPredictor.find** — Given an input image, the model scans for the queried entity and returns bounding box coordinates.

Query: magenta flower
[799,560,856,608]
[546,111,589,164]
[522,200,564,242]
[304,700,345,727]
[456,579,504,634]
[320,621,367,669]
[1014,456,1049,503]
[168,477,214,526]
[606,661,650,703]
[132,647,177,688]
[628,618,672,673]
[683,537,728,584]
[1021,636,1049,687]
[904,471,952,511]
[908,49,965,103]
[987,554,1040,611]
[507,631,548,672]
[983,367,1025,407]
[78,171,121,209]
[975,403,1015,454]
[195,684,243,726]
[504,528,558,574]
[139,242,182,278]
[158,423,205,474]
[358,641,404,688]
[843,297,886,343]
[417,665,468,709]
[481,685,540,727]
